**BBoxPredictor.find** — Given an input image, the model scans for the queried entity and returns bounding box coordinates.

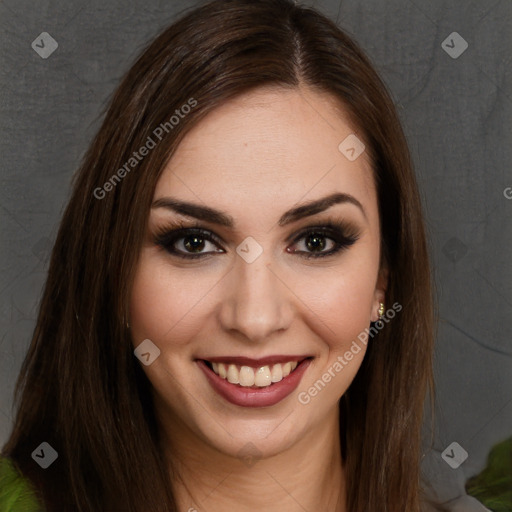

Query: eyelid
[286,217,361,242]
[152,223,225,252]
[154,215,361,238]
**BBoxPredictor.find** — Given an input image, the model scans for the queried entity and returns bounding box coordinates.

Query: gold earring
[378,302,385,319]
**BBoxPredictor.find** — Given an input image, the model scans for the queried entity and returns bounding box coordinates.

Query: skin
[129,85,387,512]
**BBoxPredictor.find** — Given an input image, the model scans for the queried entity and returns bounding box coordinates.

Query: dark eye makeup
[151,216,361,261]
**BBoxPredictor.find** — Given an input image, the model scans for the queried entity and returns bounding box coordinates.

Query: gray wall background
[1,0,510,509]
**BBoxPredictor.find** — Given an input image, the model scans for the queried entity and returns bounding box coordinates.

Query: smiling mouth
[202,358,310,389]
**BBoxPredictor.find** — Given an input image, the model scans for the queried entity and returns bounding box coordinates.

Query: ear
[371,266,388,322]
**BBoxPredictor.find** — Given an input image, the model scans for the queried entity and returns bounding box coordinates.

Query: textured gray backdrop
[0,0,510,509]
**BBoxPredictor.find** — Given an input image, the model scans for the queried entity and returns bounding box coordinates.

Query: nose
[218,250,294,344]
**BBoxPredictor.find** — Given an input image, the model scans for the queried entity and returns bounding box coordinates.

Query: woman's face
[129,86,387,459]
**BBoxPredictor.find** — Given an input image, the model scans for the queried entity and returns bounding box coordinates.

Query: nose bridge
[220,248,291,342]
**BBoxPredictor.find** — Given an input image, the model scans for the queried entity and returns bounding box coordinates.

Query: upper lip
[198,355,312,367]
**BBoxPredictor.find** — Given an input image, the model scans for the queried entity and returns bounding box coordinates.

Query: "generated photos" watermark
[298,302,402,405]
[93,98,197,200]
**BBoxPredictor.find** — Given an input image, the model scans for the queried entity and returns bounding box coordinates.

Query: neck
[160,406,346,512]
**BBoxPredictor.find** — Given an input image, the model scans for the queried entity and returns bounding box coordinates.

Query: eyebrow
[151,192,367,227]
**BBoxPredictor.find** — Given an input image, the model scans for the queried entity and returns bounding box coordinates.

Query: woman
[0,0,436,510]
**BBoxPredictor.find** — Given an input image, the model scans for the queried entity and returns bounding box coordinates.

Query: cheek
[292,265,376,404]
[294,260,378,349]
[128,253,211,348]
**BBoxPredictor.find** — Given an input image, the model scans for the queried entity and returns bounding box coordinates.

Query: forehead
[154,86,377,224]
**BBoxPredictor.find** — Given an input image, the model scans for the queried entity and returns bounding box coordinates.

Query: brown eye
[154,228,224,259]
[288,223,360,259]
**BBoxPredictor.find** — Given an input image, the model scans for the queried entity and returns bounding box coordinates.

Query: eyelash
[152,219,360,260]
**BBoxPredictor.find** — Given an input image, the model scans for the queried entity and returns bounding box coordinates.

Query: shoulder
[0,455,44,511]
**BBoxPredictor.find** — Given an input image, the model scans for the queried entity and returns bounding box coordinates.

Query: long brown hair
[2,0,436,510]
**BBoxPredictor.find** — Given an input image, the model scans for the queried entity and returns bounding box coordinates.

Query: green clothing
[0,456,43,512]
[466,437,512,512]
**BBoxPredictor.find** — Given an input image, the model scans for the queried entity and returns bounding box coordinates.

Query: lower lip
[197,359,312,408]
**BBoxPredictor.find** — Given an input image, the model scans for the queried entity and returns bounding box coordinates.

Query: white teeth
[239,366,255,387]
[271,363,282,382]
[209,360,301,388]
[254,366,272,387]
[227,364,239,384]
